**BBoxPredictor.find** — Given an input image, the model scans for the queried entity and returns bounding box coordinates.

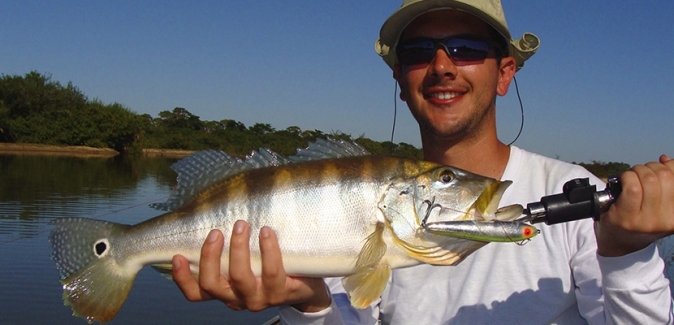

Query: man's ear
[496,57,516,96]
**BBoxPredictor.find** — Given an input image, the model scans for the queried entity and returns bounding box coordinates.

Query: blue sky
[2,1,672,165]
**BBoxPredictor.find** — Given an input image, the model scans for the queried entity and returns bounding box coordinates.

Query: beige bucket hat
[375,0,540,71]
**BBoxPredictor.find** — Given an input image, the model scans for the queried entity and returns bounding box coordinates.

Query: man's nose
[428,47,458,78]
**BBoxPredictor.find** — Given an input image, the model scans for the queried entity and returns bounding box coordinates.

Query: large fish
[49,138,529,323]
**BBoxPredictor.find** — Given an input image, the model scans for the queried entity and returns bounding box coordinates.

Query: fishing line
[495,220,530,246]
[0,196,169,246]
[389,75,525,147]
[389,80,398,154]
[506,76,525,146]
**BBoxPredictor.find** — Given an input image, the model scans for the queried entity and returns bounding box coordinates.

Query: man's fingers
[172,254,211,301]
[228,220,258,301]
[259,226,288,306]
[197,229,232,300]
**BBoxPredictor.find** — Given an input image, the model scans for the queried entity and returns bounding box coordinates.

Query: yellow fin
[151,263,200,282]
[342,264,391,309]
[386,225,488,265]
[341,222,389,309]
[355,222,387,268]
[60,257,135,324]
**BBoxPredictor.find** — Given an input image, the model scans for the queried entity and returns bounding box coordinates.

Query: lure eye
[523,227,532,237]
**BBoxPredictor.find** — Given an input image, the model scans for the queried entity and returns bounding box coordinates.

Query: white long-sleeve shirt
[279,146,673,324]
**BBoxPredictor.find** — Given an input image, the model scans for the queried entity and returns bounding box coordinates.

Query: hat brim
[380,0,511,51]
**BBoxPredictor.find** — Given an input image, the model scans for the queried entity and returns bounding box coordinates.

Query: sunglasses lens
[397,36,491,65]
[445,38,490,62]
[397,39,437,65]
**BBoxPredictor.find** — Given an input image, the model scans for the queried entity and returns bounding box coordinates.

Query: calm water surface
[2,154,674,325]
[0,154,277,325]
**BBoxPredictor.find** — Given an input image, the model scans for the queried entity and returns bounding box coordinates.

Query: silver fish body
[49,139,524,323]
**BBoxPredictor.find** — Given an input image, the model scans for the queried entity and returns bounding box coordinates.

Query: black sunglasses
[396,34,502,66]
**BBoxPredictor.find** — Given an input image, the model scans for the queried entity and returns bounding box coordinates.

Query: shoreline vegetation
[0,143,194,158]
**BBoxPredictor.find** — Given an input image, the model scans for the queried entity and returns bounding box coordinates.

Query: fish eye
[438,170,454,184]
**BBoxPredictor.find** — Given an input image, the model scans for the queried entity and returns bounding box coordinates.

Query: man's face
[394,10,514,141]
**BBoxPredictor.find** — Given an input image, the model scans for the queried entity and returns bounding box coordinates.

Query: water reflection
[0,154,276,324]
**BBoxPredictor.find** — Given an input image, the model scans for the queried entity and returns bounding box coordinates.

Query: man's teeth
[432,92,460,100]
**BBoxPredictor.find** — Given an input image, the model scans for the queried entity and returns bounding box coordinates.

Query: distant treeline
[0,72,421,159]
[0,72,630,178]
[575,161,631,180]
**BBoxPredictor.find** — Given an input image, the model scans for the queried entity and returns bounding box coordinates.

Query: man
[172,0,674,323]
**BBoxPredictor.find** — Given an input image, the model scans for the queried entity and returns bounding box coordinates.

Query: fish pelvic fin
[354,222,387,268]
[49,218,135,324]
[341,222,389,309]
[342,263,391,309]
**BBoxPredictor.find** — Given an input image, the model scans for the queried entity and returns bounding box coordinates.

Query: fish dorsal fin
[150,148,289,211]
[289,137,369,162]
[150,138,368,211]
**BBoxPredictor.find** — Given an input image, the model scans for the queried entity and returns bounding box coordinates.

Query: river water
[2,153,673,325]
[0,154,276,325]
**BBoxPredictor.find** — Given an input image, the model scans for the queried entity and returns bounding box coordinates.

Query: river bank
[0,143,119,158]
[0,143,195,158]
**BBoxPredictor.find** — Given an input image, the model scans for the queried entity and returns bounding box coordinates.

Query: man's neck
[421,135,510,180]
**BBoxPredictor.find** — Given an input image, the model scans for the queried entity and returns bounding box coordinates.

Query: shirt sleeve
[278,277,380,325]
[598,243,674,324]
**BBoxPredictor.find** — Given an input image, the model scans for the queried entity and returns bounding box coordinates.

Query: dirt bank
[0,143,119,157]
[141,148,194,158]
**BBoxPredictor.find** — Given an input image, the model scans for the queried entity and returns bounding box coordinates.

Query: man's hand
[596,154,674,257]
[171,220,332,312]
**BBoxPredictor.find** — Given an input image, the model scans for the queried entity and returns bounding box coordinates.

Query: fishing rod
[518,176,622,225]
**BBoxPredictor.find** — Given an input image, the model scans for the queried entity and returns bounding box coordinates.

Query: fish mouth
[471,180,517,221]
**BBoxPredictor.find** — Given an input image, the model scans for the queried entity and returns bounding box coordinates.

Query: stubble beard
[413,98,495,144]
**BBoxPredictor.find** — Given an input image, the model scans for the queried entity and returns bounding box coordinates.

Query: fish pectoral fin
[342,263,391,309]
[355,222,387,268]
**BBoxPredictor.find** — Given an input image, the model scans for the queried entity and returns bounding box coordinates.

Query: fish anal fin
[151,263,199,282]
[342,263,391,309]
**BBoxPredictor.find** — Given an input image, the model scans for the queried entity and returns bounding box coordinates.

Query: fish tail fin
[49,217,135,324]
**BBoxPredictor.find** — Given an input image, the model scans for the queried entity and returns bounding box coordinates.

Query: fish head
[378,164,516,233]
[413,165,515,224]
[378,164,522,265]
